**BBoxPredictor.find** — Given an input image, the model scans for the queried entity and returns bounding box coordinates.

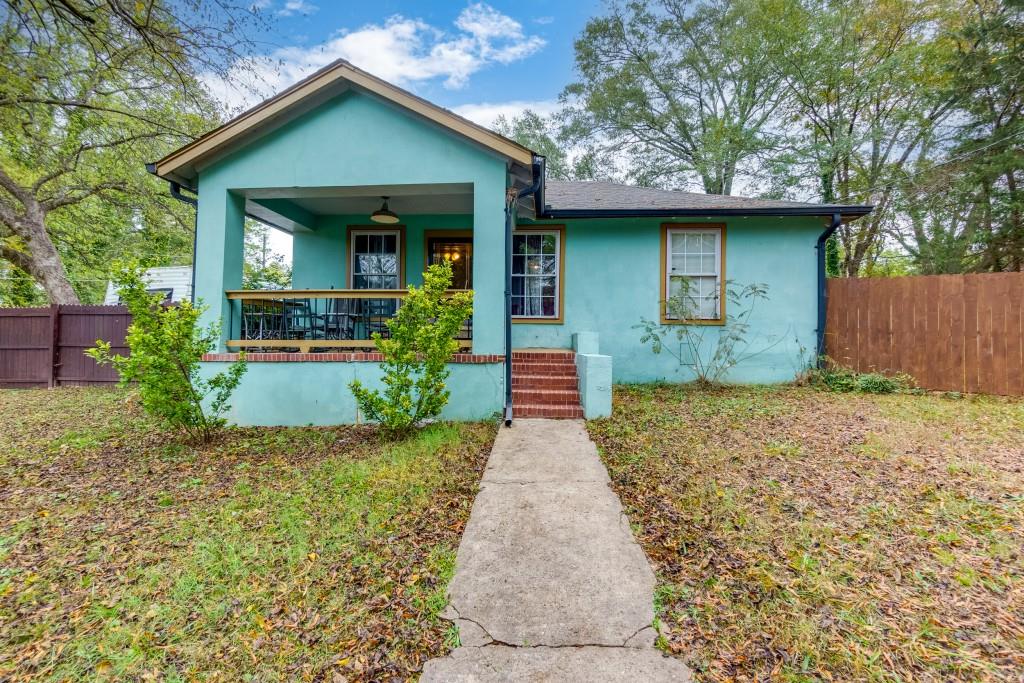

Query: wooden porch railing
[225,289,472,353]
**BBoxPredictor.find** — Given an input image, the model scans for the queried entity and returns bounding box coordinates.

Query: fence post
[47,304,60,388]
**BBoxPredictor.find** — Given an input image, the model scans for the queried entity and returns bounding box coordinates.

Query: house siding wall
[513,216,826,384]
[103,266,192,305]
[200,361,503,426]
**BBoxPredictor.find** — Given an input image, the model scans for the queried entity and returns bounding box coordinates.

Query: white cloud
[452,99,559,128]
[533,16,554,25]
[278,0,318,16]
[204,3,546,112]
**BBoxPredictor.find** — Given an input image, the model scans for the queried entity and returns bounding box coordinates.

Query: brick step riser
[510,352,575,360]
[512,391,581,406]
[511,363,577,374]
[513,405,584,418]
[512,377,579,389]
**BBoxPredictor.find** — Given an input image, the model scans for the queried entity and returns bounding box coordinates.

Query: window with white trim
[511,230,560,318]
[351,230,401,289]
[666,226,722,320]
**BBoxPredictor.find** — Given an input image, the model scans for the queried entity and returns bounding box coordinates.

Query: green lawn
[589,385,1024,683]
[0,387,494,682]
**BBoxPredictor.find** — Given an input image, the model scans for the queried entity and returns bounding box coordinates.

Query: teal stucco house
[149,60,871,426]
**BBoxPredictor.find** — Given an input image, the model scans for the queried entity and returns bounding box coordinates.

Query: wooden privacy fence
[825,272,1024,395]
[0,306,129,388]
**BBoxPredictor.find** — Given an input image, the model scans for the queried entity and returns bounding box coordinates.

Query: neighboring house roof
[151,59,536,189]
[541,180,872,219]
[103,266,192,305]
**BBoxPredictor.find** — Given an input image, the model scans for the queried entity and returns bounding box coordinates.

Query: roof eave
[540,206,874,219]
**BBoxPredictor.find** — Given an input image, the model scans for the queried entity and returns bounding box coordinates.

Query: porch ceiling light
[370,196,399,224]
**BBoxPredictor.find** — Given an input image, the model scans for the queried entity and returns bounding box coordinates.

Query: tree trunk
[1005,169,1022,271]
[21,214,80,304]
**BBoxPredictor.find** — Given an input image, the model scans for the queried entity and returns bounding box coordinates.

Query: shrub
[808,362,912,394]
[635,280,779,385]
[87,263,246,443]
[349,261,473,434]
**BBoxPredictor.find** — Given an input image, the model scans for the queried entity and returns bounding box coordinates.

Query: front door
[427,235,473,289]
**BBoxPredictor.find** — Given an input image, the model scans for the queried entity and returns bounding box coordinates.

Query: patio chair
[282,299,313,342]
[315,297,357,340]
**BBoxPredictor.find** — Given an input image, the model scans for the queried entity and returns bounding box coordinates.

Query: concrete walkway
[422,419,691,682]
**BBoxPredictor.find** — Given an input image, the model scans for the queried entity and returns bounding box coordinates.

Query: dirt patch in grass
[0,387,494,682]
[589,385,1024,682]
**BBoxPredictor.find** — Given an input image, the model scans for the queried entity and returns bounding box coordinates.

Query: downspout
[503,157,544,426]
[168,182,199,305]
[816,212,841,365]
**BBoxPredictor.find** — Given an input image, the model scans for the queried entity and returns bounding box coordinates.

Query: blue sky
[226,1,603,258]
[212,0,603,126]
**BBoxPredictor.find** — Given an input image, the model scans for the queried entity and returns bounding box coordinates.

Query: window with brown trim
[512,228,563,321]
[662,224,725,322]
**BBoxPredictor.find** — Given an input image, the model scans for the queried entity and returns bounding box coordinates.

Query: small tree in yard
[87,264,246,443]
[635,279,778,385]
[350,261,474,434]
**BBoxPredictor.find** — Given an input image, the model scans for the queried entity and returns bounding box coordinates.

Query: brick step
[512,374,579,389]
[512,388,581,405]
[513,403,584,419]
[511,362,577,374]
[511,350,574,360]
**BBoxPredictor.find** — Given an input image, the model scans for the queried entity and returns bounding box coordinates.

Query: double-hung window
[511,228,562,320]
[350,229,402,290]
[664,225,723,322]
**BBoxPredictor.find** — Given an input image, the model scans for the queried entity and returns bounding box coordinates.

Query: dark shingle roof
[542,180,871,217]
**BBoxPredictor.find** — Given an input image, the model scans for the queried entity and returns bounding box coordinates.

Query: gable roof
[151,59,536,189]
[541,181,872,219]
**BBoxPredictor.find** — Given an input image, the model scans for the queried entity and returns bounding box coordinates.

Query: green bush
[87,263,246,442]
[635,280,776,385]
[809,362,912,394]
[349,261,474,434]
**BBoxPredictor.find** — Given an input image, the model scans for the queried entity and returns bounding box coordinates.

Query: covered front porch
[202,181,510,357]
[153,61,551,424]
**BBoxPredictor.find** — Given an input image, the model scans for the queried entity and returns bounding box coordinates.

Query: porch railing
[225,289,472,353]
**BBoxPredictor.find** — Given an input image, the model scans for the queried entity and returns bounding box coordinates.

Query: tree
[0,263,45,306]
[494,109,622,181]
[859,0,1023,274]
[0,1,267,303]
[494,110,572,180]
[940,0,1023,271]
[764,0,962,275]
[562,0,786,193]
[824,235,841,278]
[243,220,291,290]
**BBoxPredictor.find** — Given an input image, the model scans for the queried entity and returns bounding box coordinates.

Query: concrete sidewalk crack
[446,604,653,651]
[478,642,653,650]
[445,604,505,647]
